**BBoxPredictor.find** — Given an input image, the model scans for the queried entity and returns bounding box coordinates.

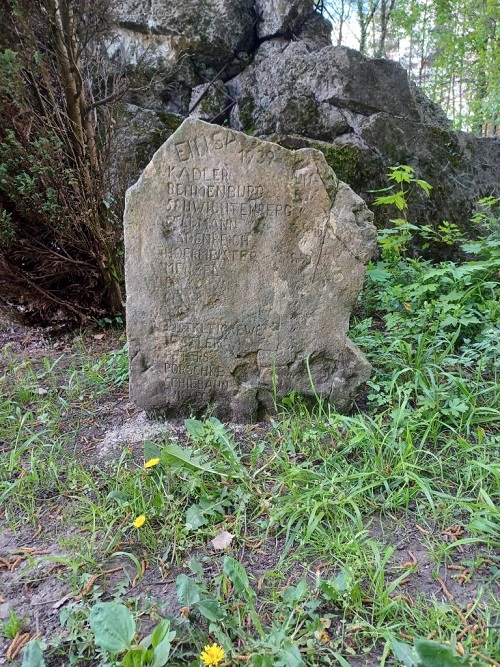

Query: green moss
[238,96,256,134]
[155,112,183,135]
[428,125,463,168]
[285,97,321,134]
[132,112,183,168]
[310,141,361,184]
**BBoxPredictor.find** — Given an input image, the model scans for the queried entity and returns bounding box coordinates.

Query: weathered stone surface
[255,0,319,39]
[124,119,376,421]
[189,80,231,122]
[111,1,500,237]
[227,41,500,234]
[110,105,183,189]
[114,0,256,70]
[228,42,443,134]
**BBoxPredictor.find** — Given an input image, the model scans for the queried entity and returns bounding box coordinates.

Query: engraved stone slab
[124,118,377,421]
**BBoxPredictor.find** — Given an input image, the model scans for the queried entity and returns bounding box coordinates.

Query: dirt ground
[0,321,498,666]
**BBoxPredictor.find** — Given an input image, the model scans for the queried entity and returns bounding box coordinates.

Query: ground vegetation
[1,175,498,666]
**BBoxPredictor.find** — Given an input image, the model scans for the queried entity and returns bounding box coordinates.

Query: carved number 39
[256,148,274,164]
[240,146,274,165]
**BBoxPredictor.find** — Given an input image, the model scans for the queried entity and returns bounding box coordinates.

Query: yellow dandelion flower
[200,642,225,666]
[133,514,146,528]
[144,457,160,469]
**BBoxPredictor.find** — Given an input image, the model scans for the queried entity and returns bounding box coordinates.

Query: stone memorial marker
[124,118,377,421]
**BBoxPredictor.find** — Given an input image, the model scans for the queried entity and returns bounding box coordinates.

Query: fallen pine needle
[132,559,148,588]
[399,551,418,569]
[471,651,500,667]
[415,524,429,535]
[391,594,413,607]
[456,624,476,641]
[9,556,24,571]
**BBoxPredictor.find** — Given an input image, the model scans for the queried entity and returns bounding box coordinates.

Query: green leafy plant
[372,165,432,260]
[89,602,176,666]
[2,606,25,639]
[21,640,45,667]
[420,220,465,248]
[389,636,486,667]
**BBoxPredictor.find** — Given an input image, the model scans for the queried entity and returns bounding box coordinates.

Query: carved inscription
[160,129,290,396]
[125,118,376,419]
[172,129,278,166]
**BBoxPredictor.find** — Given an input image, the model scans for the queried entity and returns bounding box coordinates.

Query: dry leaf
[93,333,105,340]
[53,593,73,609]
[211,530,234,550]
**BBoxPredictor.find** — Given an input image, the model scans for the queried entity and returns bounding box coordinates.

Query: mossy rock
[310,141,361,185]
[271,134,367,189]
[156,112,184,135]
[131,111,184,170]
[238,95,256,134]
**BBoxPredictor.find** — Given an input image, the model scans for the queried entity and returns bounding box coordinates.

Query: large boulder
[112,1,500,240]
[226,39,500,233]
[113,0,256,71]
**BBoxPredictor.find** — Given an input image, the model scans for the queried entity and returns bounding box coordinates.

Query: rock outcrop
[113,0,500,241]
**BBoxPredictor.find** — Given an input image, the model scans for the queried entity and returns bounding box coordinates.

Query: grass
[1,200,499,666]
[0,330,498,667]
